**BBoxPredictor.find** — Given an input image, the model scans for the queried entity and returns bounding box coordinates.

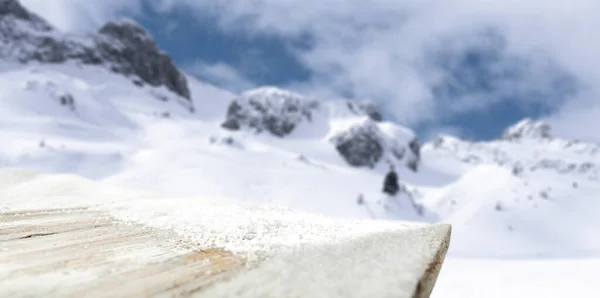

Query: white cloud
[543,89,600,143]
[186,61,255,92]
[198,0,600,142]
[20,0,142,32]
[19,0,600,141]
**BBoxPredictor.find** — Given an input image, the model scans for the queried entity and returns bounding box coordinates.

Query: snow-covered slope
[0,62,233,178]
[422,119,600,257]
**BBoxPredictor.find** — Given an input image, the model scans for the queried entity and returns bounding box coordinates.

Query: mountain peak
[98,19,155,48]
[95,18,190,99]
[500,118,552,141]
[0,4,190,100]
[221,86,319,136]
[242,86,305,99]
[0,0,29,18]
[0,0,53,31]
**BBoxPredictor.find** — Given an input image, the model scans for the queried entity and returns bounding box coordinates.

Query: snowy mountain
[2,1,600,296]
[0,0,424,219]
[221,86,421,171]
[421,119,600,256]
[0,0,189,100]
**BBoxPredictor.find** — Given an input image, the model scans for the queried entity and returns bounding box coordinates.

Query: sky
[19,0,600,142]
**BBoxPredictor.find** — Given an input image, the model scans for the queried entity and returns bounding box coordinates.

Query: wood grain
[0,209,246,298]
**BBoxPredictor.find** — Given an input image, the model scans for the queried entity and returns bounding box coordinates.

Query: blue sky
[20,0,600,142]
[136,4,312,87]
[135,5,575,141]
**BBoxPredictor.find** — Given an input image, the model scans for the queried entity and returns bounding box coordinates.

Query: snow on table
[0,168,451,297]
[0,208,243,297]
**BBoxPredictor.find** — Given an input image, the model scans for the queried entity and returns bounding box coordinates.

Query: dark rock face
[208,135,244,149]
[221,89,387,137]
[330,120,421,172]
[346,101,383,121]
[0,1,190,100]
[0,0,52,31]
[221,87,320,137]
[408,138,421,171]
[331,122,384,168]
[96,21,190,99]
[58,94,75,110]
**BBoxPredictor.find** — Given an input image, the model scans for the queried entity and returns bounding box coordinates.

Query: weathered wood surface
[0,208,451,298]
[0,208,246,298]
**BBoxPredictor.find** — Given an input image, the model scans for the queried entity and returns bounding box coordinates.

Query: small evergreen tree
[382,167,400,196]
[356,193,364,205]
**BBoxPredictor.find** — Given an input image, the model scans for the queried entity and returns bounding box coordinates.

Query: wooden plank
[67,249,244,298]
[0,207,92,222]
[0,209,246,298]
[0,207,451,298]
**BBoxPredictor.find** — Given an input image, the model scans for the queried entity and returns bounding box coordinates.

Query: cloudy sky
[20,0,600,141]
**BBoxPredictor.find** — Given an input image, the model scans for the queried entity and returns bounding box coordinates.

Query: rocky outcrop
[330,121,384,168]
[221,87,320,137]
[325,99,384,122]
[220,86,421,171]
[0,0,190,100]
[95,21,190,99]
[221,86,390,137]
[345,101,383,121]
[0,0,51,30]
[330,119,421,171]
[500,118,551,141]
[407,138,421,171]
